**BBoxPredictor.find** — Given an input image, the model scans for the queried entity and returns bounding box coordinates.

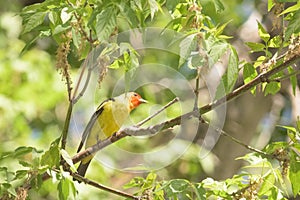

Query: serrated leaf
[208,40,228,67]
[96,8,117,42]
[257,21,270,43]
[215,46,239,100]
[41,138,60,168]
[119,3,139,28]
[22,12,47,34]
[264,81,281,95]
[289,151,300,196]
[179,34,197,67]
[246,42,265,52]
[284,10,300,42]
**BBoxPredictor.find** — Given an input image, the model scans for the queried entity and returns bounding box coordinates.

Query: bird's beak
[139,98,148,104]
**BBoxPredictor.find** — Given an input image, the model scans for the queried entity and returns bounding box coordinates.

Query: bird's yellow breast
[85,100,130,148]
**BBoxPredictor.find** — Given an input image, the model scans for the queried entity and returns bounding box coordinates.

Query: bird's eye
[133,93,138,96]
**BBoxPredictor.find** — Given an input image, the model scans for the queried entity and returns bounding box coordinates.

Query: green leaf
[22,12,47,34]
[245,42,265,52]
[148,0,159,19]
[263,142,288,154]
[15,170,28,180]
[109,60,121,69]
[289,151,300,196]
[96,8,117,42]
[264,81,281,95]
[208,40,228,67]
[258,172,275,196]
[280,1,300,15]
[278,125,299,142]
[0,146,41,160]
[52,24,71,35]
[48,10,59,25]
[268,0,275,11]
[257,21,270,43]
[60,7,71,24]
[243,63,258,94]
[284,10,300,42]
[162,179,190,197]
[58,177,76,200]
[288,66,297,96]
[243,63,258,84]
[20,30,51,56]
[41,138,60,168]
[193,183,206,200]
[212,0,225,13]
[268,36,282,48]
[118,3,139,28]
[215,46,239,99]
[123,176,146,189]
[179,34,197,67]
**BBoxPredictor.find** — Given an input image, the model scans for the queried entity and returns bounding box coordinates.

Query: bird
[76,92,147,179]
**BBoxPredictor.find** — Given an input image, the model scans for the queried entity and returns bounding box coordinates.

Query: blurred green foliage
[0,0,300,199]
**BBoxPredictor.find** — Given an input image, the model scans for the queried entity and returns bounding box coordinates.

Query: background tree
[0,0,300,199]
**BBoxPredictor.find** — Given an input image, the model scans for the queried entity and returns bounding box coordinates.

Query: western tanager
[76,92,147,178]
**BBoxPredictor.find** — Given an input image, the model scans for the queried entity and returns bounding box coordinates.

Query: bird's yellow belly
[85,102,129,147]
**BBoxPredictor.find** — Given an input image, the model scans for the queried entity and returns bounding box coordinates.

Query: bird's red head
[129,92,147,111]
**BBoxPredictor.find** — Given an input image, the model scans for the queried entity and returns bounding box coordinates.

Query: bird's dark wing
[76,98,115,153]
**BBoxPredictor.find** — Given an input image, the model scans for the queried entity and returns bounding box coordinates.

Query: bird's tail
[75,160,91,183]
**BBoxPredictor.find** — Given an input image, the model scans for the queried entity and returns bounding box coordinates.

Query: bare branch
[71,172,139,200]
[200,118,269,157]
[61,103,73,150]
[136,97,179,127]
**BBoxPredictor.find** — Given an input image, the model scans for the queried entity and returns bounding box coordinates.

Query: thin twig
[71,59,87,103]
[270,66,300,82]
[72,64,92,104]
[61,103,73,150]
[71,172,139,200]
[200,118,269,157]
[193,69,200,111]
[136,97,179,127]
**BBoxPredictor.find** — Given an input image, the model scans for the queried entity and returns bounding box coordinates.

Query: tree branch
[71,172,139,200]
[71,53,300,164]
[136,97,179,127]
[61,103,73,150]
